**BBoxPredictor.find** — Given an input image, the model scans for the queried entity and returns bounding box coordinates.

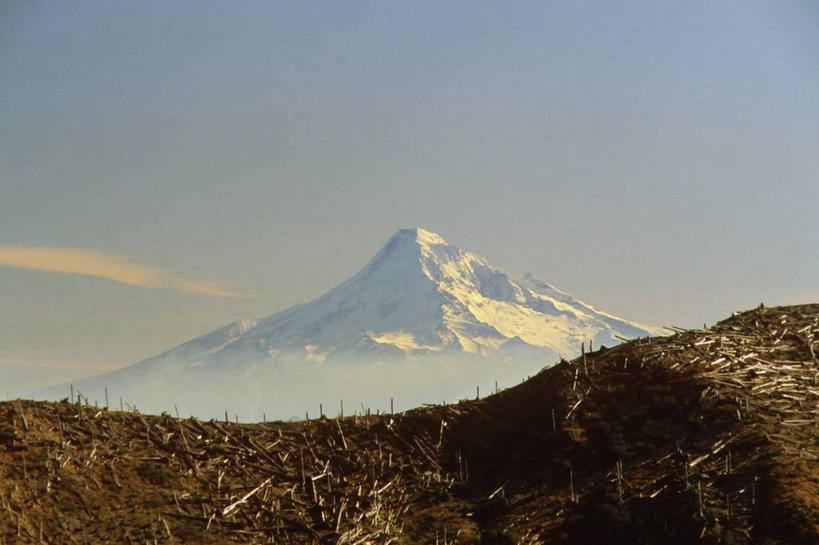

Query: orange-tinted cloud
[0,245,253,298]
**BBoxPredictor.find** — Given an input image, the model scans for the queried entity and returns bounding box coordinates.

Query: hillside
[3,304,818,544]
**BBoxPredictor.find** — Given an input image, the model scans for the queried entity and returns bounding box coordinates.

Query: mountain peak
[391,227,449,247]
[365,228,454,273]
[36,228,663,419]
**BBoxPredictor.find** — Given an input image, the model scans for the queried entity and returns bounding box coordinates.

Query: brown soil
[1,304,817,544]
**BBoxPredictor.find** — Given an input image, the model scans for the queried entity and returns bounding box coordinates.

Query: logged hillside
[2,304,818,544]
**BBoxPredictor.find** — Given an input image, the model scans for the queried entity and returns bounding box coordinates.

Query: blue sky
[1,1,817,394]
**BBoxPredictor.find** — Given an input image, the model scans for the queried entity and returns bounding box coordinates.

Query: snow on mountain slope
[33,228,662,419]
[198,227,660,367]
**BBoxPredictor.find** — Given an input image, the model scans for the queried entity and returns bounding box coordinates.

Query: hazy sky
[1,1,817,394]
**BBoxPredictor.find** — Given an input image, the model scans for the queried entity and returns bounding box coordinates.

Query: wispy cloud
[0,245,255,298]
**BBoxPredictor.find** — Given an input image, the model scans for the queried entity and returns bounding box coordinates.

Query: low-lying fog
[32,354,555,422]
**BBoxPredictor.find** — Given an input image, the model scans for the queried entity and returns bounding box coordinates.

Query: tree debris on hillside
[1,304,817,544]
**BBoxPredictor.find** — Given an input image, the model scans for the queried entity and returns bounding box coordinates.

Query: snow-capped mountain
[34,228,662,419]
[206,227,658,363]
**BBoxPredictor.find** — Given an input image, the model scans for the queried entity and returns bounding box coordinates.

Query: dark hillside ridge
[2,304,817,544]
